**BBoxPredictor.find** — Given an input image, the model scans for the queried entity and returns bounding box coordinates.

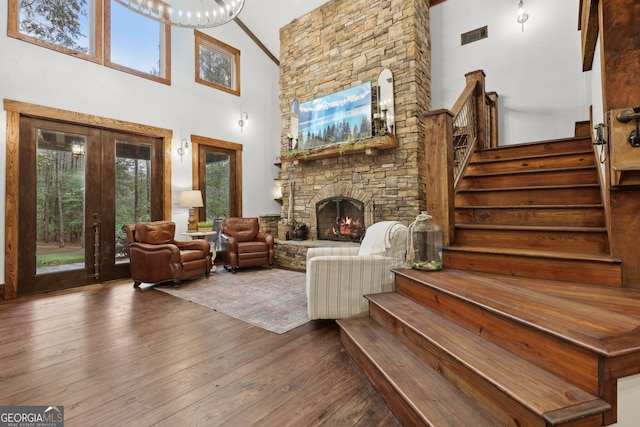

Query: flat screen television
[298,82,372,150]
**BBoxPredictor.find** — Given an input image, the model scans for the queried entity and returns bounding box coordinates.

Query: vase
[408,211,443,271]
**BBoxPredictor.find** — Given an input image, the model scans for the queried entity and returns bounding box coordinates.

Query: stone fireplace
[278,0,431,234]
[309,183,374,241]
[316,197,365,241]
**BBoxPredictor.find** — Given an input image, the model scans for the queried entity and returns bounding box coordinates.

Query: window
[8,0,99,62]
[106,0,170,83]
[195,30,240,96]
[8,0,171,84]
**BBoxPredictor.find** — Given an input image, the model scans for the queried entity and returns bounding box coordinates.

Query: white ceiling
[235,0,330,59]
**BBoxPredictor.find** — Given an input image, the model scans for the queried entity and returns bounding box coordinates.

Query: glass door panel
[204,152,231,221]
[36,129,87,275]
[114,142,152,264]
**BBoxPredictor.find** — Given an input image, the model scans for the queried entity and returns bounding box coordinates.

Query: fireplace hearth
[316,197,365,241]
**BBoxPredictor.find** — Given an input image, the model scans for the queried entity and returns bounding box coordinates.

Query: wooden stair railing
[424,69,498,245]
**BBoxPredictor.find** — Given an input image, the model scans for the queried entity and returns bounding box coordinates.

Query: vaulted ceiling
[236,0,330,61]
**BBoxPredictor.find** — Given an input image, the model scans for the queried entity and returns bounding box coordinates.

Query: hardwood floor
[0,279,401,427]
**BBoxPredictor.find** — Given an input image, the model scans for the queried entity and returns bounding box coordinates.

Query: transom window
[195,30,240,96]
[8,0,171,84]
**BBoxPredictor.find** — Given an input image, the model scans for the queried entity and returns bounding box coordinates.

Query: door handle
[615,106,640,147]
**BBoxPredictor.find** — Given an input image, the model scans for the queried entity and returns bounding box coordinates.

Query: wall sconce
[179,190,204,232]
[71,142,85,158]
[517,0,529,32]
[177,138,188,162]
[238,111,249,132]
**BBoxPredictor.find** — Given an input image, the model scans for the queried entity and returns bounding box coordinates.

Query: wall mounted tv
[299,82,372,150]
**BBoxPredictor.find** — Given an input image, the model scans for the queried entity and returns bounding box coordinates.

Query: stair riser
[454,229,610,256]
[467,153,595,175]
[473,139,592,161]
[339,329,428,426]
[459,168,599,189]
[368,303,548,427]
[455,207,605,227]
[393,274,601,395]
[443,250,623,286]
[456,187,601,206]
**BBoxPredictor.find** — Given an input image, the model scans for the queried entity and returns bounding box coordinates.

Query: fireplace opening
[316,197,365,241]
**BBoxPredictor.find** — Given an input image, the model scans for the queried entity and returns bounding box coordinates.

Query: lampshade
[180,190,204,208]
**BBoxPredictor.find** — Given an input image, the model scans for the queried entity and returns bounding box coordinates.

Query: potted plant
[197,221,213,232]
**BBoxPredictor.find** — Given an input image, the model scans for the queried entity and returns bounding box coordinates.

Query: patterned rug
[155,267,310,334]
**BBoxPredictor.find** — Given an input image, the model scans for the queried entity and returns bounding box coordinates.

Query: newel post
[424,109,455,246]
[465,70,488,149]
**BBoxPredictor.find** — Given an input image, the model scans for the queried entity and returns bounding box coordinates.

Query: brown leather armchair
[122,221,212,288]
[218,217,274,272]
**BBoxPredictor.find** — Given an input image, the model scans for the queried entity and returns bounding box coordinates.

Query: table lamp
[180,190,204,232]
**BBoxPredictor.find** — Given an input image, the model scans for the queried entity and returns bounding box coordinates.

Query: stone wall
[279,0,432,230]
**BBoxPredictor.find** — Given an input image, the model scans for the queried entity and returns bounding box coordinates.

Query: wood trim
[234,18,280,66]
[190,134,243,218]
[580,0,599,71]
[430,0,447,6]
[4,110,20,299]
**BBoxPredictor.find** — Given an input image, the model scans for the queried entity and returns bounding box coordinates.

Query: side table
[183,231,217,272]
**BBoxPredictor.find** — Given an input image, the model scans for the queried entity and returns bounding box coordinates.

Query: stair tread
[455,223,607,233]
[456,204,604,209]
[363,292,611,423]
[471,150,594,165]
[445,244,619,262]
[457,183,600,192]
[337,317,503,426]
[393,268,640,356]
[464,165,597,178]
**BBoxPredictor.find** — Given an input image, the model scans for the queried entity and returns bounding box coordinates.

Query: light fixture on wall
[113,0,245,29]
[71,142,85,158]
[517,0,529,32]
[180,190,204,232]
[177,138,188,162]
[238,111,249,133]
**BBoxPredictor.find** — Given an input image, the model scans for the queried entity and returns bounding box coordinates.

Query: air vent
[461,26,488,45]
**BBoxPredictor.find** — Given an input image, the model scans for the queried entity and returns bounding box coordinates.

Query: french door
[18,117,164,295]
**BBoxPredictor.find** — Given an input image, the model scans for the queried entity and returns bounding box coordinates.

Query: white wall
[0,7,283,282]
[430,0,589,145]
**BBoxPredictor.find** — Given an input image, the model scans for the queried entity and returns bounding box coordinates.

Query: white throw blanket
[358,221,401,256]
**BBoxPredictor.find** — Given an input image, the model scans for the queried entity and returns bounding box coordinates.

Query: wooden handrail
[451,81,477,118]
[423,70,497,246]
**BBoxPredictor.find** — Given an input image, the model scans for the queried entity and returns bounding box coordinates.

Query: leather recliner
[122,221,212,288]
[218,217,274,272]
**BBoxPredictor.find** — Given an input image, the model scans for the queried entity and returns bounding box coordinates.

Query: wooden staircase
[446,134,622,286]
[337,133,640,425]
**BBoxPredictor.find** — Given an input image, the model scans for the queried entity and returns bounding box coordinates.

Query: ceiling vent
[461,26,488,45]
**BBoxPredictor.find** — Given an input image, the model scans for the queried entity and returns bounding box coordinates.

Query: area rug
[155,267,310,334]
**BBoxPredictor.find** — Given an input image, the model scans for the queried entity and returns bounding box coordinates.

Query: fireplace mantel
[280,135,397,163]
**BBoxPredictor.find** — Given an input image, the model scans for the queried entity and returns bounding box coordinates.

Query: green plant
[197,221,213,228]
[280,148,310,160]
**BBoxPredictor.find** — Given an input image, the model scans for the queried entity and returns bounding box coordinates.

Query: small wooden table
[183,231,217,272]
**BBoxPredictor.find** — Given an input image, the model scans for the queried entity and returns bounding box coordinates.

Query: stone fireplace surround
[309,183,374,241]
[275,0,432,270]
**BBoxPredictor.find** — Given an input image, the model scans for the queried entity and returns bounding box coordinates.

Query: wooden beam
[580,0,599,71]
[234,18,280,66]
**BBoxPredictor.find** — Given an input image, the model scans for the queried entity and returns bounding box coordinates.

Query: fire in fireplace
[316,197,365,241]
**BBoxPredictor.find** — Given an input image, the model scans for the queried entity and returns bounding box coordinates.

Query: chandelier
[114,0,245,29]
